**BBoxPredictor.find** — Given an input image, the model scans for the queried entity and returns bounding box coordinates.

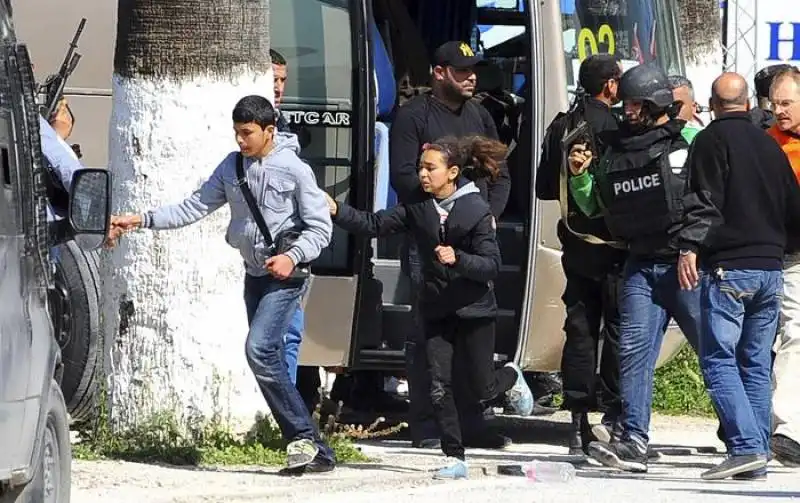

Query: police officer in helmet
[566,64,703,473]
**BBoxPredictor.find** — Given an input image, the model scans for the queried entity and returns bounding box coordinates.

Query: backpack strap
[235,152,273,249]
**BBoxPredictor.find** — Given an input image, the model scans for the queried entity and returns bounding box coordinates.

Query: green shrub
[73,393,405,466]
[652,345,714,416]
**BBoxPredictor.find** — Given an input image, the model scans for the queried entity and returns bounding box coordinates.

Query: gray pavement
[71,412,800,502]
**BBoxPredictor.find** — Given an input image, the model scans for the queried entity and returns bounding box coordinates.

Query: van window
[270,0,354,273]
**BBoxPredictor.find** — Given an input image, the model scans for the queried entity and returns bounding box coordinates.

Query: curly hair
[422,135,507,181]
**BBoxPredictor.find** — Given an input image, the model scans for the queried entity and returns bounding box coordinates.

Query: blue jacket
[40,116,83,221]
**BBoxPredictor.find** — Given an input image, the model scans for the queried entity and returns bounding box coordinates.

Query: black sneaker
[588,438,648,473]
[568,412,589,456]
[732,467,767,481]
[278,455,336,476]
[701,454,768,480]
[771,434,800,467]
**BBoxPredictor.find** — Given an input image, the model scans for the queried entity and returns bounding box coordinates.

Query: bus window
[560,0,684,94]
[270,0,354,274]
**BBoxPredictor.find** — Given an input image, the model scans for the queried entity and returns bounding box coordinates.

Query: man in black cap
[389,40,511,450]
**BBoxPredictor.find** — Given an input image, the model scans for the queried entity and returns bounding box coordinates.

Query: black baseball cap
[754,64,797,98]
[433,41,482,69]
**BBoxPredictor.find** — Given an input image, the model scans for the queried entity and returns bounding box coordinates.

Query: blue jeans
[619,259,702,444]
[243,274,333,461]
[284,308,304,385]
[700,268,782,456]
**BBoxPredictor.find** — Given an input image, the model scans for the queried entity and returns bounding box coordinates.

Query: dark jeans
[700,268,782,456]
[401,238,439,441]
[560,267,622,423]
[425,316,518,460]
[243,274,333,461]
[618,259,702,445]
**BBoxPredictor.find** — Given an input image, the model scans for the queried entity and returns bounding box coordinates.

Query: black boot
[569,412,591,455]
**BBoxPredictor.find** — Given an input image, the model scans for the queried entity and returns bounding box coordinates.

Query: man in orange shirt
[767,67,800,466]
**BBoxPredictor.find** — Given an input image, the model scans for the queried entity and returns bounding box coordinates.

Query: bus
[15,0,688,391]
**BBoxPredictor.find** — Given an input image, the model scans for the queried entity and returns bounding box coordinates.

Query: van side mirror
[68,168,111,251]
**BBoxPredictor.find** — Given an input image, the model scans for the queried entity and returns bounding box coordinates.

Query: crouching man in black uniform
[565,64,703,473]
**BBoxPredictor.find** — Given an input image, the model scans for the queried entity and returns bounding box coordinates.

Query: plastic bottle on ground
[524,461,577,483]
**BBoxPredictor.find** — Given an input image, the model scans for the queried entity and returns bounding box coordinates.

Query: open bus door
[339,0,546,372]
[269,0,375,369]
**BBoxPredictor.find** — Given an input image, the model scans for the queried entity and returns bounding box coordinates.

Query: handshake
[104,214,142,249]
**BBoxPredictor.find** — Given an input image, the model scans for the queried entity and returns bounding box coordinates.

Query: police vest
[597,141,688,242]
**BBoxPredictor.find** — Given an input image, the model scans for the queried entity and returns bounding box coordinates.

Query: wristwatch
[679,249,692,256]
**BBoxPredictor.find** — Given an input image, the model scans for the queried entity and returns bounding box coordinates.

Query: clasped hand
[568,143,593,176]
[435,245,456,265]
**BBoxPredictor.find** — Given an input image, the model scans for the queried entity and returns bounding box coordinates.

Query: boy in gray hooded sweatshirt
[109,95,334,474]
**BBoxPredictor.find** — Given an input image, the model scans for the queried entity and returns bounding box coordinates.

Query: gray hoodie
[433,181,482,224]
[142,132,333,277]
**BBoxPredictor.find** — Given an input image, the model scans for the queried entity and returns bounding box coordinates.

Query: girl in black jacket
[325,136,534,480]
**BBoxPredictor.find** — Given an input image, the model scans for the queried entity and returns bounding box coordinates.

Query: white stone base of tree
[685,45,723,124]
[102,71,274,431]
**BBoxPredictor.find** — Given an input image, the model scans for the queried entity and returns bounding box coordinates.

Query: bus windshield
[561,0,684,93]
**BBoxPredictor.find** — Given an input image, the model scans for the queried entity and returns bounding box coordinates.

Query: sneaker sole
[701,459,767,481]
[588,444,647,473]
[432,473,468,480]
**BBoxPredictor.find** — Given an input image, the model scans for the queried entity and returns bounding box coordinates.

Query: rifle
[38,18,87,121]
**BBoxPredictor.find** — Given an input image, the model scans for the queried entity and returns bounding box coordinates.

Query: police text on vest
[613,174,661,196]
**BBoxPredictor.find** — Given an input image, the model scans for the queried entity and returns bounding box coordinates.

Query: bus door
[517,0,688,371]
[270,0,376,369]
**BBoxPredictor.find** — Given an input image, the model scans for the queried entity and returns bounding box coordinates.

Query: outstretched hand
[105,214,142,249]
[324,193,338,216]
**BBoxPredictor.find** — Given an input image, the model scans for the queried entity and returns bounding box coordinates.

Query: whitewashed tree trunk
[102,0,273,430]
[677,0,723,111]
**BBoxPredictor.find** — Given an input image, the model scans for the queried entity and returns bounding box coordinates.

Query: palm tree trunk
[103,0,271,429]
[677,0,723,107]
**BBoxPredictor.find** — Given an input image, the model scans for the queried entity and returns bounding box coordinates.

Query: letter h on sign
[768,22,800,61]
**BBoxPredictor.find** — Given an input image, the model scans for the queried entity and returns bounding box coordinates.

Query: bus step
[359,348,405,359]
[356,348,407,369]
[383,303,412,313]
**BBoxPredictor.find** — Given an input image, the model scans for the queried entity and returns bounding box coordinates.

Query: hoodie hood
[434,181,481,217]
[267,131,301,158]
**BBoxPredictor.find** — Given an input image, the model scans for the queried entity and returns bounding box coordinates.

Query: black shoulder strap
[235,152,273,248]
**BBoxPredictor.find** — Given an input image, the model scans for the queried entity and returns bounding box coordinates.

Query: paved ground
[71,412,800,502]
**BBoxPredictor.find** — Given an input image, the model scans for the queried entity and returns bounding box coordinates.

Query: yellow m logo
[459,43,474,57]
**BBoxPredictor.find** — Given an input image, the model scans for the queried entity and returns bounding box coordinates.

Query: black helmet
[618,64,674,109]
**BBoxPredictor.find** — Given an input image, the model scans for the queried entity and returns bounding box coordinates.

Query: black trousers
[425,316,518,460]
[560,267,622,419]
